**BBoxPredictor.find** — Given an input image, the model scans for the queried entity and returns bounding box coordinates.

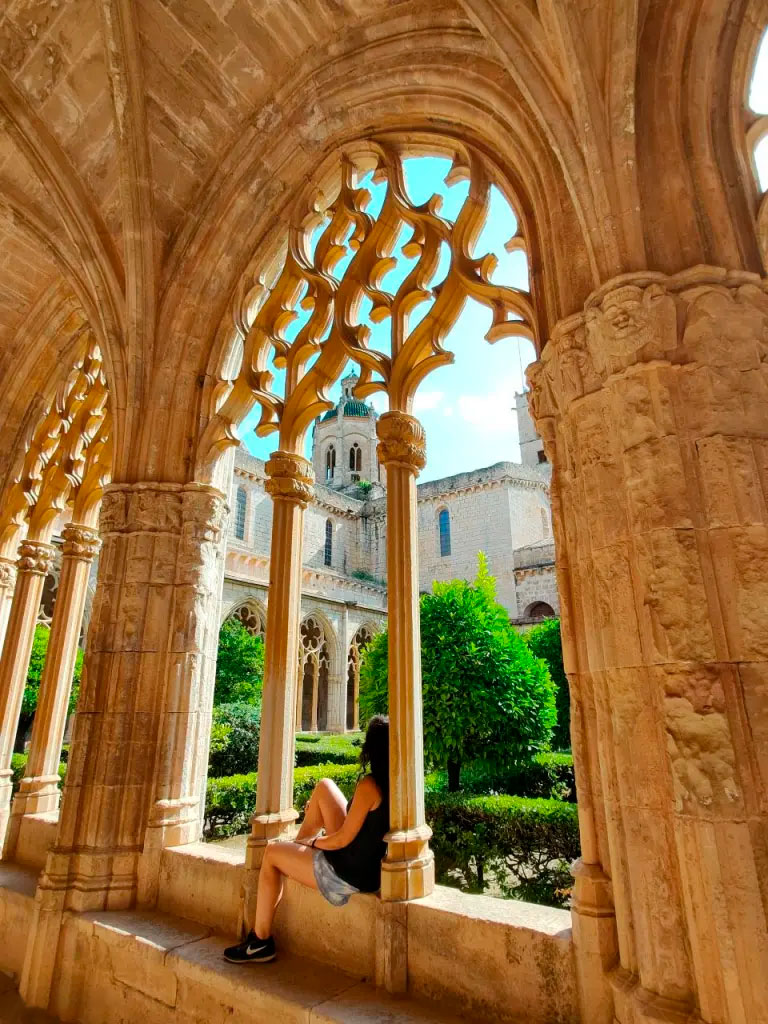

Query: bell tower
[312,373,383,492]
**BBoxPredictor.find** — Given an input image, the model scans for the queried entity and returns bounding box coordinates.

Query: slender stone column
[376,412,434,902]
[246,452,313,868]
[5,526,100,856]
[0,557,17,657]
[528,267,768,1024]
[0,540,55,847]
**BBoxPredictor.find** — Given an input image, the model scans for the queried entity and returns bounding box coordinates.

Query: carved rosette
[0,556,17,591]
[17,540,55,576]
[265,453,315,506]
[62,524,101,561]
[376,412,427,473]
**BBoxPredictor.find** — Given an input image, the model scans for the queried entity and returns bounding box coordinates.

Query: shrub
[426,753,575,803]
[204,762,360,839]
[207,702,261,777]
[525,618,570,751]
[11,752,66,795]
[294,733,363,767]
[361,554,556,789]
[426,791,580,907]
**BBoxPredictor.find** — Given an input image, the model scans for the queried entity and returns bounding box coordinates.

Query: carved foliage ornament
[17,540,55,576]
[62,524,101,561]
[376,411,426,473]
[265,452,315,506]
[202,139,535,465]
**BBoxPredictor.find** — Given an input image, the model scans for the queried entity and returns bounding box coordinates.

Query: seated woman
[224,715,390,964]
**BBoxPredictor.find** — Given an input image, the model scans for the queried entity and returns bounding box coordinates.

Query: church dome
[342,398,372,417]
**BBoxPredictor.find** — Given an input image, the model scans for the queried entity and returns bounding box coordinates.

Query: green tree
[360,554,556,791]
[207,702,261,776]
[15,624,84,753]
[214,618,264,706]
[525,618,570,751]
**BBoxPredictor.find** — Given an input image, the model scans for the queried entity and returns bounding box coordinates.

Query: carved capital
[100,483,183,535]
[265,452,314,506]
[62,524,101,561]
[17,540,55,576]
[0,556,17,590]
[182,485,229,539]
[376,412,426,473]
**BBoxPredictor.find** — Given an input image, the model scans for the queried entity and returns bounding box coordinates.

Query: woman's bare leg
[295,777,347,841]
[253,841,317,938]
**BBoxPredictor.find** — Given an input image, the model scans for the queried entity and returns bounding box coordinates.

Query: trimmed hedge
[204,763,360,839]
[294,733,363,767]
[11,752,66,795]
[426,791,579,908]
[426,753,575,803]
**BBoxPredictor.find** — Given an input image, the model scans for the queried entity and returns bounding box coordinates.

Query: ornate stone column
[0,556,17,657]
[5,526,100,857]
[376,412,434,902]
[528,267,768,1024]
[0,540,55,847]
[19,482,228,1008]
[246,452,313,871]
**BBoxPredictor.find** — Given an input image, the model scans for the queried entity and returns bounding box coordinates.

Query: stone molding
[0,557,17,589]
[16,541,55,576]
[376,412,427,473]
[61,524,101,561]
[265,452,315,506]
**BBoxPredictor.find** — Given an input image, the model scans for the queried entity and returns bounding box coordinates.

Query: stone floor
[0,974,57,1024]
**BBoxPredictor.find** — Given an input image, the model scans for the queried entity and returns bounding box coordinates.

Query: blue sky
[240,41,768,483]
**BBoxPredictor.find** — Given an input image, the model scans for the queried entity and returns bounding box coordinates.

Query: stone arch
[223,599,267,640]
[347,623,377,732]
[297,612,338,732]
[524,601,555,622]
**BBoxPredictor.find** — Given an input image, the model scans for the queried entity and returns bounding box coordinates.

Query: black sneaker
[223,931,276,964]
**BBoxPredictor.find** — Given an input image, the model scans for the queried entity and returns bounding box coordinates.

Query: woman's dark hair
[360,715,389,797]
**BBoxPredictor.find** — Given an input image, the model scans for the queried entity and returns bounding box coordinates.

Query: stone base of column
[570,860,618,1024]
[137,798,201,906]
[611,969,703,1024]
[380,825,434,902]
[246,807,299,868]
[3,775,61,859]
[18,884,65,1010]
[0,773,12,855]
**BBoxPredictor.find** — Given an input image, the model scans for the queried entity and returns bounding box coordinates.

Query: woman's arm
[313,777,380,851]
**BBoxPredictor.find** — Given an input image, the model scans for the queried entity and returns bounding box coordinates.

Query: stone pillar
[528,267,768,1024]
[0,540,55,848]
[19,482,227,1008]
[376,412,434,902]
[0,556,17,657]
[5,526,100,857]
[246,452,313,869]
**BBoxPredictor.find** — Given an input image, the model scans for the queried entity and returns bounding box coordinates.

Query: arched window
[526,601,555,621]
[347,625,374,730]
[298,616,330,732]
[349,443,362,472]
[324,519,333,567]
[234,486,247,540]
[226,602,266,639]
[438,507,451,557]
[326,445,336,482]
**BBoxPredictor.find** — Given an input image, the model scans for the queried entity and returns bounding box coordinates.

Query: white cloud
[413,390,444,414]
[456,380,517,434]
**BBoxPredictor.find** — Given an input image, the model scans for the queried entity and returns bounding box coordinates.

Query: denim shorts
[313,851,359,907]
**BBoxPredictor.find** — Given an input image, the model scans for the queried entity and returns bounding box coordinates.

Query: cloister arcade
[0,3,767,1023]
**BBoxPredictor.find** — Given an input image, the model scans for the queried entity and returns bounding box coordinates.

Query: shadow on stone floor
[0,974,58,1024]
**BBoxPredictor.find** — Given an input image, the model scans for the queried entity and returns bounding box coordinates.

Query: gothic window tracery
[227,601,265,639]
[349,443,362,473]
[234,486,247,540]
[298,615,330,732]
[438,507,451,557]
[748,27,768,259]
[347,625,373,731]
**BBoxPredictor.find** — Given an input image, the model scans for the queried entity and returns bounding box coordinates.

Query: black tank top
[324,781,389,892]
